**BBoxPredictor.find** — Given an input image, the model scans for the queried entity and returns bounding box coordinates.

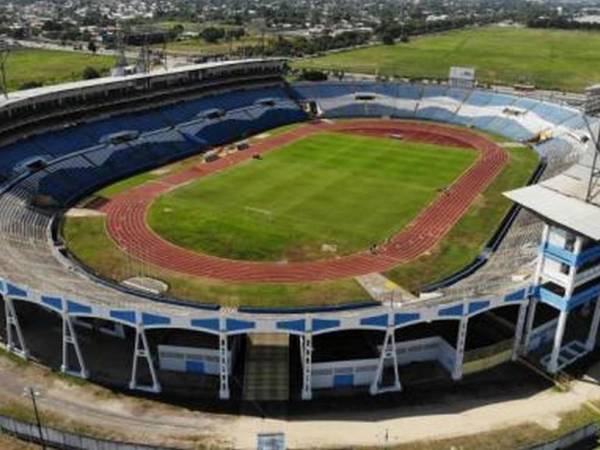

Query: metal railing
[0,415,178,450]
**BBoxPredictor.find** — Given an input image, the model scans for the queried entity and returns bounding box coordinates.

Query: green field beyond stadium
[148,132,477,262]
[5,49,112,92]
[295,26,600,91]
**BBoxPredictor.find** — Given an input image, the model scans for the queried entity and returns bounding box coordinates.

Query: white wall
[311,336,456,390]
[548,226,568,248]
[158,344,234,376]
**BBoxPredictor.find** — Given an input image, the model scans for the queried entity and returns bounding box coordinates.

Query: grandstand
[0,60,599,404]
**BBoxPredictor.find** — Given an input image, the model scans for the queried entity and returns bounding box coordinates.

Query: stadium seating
[0,86,303,181]
[0,81,588,211]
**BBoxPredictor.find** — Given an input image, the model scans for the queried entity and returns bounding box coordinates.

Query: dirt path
[101,120,508,283]
[2,355,600,449]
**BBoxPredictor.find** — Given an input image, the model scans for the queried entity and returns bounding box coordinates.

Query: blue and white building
[507,151,600,373]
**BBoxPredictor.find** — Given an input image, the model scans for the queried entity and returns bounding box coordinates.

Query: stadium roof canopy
[0,58,284,109]
[505,151,600,241]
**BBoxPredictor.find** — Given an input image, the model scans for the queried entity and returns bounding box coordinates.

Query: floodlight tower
[113,25,129,77]
[0,38,10,99]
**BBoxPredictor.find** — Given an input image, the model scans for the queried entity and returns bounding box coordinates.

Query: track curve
[102,120,508,283]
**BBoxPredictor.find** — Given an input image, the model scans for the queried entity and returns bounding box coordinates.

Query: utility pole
[24,387,46,450]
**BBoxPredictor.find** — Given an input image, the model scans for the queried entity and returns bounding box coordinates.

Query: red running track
[101,120,508,283]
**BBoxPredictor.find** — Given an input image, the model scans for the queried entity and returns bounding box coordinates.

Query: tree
[299,69,328,81]
[201,27,225,44]
[171,24,184,37]
[226,27,246,41]
[382,32,395,45]
[82,66,100,80]
[87,40,97,54]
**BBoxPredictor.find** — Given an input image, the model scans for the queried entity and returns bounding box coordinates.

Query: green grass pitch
[147,132,477,262]
[295,26,600,92]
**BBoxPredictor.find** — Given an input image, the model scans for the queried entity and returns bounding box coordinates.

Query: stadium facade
[0,59,598,402]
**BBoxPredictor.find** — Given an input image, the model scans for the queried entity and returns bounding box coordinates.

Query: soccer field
[148,132,477,262]
[295,26,600,92]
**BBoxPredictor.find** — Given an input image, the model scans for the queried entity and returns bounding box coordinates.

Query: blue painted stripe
[186,360,205,374]
[504,288,526,302]
[41,296,62,311]
[468,300,490,315]
[7,284,27,298]
[67,300,92,315]
[276,319,305,333]
[360,314,388,328]
[438,303,464,318]
[539,284,600,312]
[110,310,136,324]
[142,313,171,326]
[312,318,341,332]
[190,318,220,332]
[333,374,354,387]
[542,243,577,266]
[395,312,420,326]
[226,318,255,332]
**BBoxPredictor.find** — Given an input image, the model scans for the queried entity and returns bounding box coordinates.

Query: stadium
[0,58,599,407]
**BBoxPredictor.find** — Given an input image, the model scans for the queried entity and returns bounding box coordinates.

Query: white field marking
[244,206,273,217]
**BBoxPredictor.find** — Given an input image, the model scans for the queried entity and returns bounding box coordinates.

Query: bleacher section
[292,82,591,145]
[1,81,592,210]
[0,86,307,203]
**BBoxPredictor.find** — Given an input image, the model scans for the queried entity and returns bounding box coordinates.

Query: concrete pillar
[522,297,538,353]
[534,224,550,281]
[129,319,161,393]
[586,297,600,352]
[548,310,568,374]
[218,320,230,400]
[3,297,28,359]
[61,312,89,379]
[512,302,528,361]
[452,317,468,381]
[370,311,401,395]
[301,331,313,401]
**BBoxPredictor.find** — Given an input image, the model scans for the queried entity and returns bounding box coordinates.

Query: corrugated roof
[505,150,600,240]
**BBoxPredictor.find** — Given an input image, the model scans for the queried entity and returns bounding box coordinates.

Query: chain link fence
[0,415,179,450]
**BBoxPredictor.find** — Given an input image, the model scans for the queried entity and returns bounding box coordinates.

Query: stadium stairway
[242,333,290,402]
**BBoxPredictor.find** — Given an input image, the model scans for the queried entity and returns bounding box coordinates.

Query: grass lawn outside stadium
[62,123,538,308]
[4,49,113,92]
[295,26,600,92]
